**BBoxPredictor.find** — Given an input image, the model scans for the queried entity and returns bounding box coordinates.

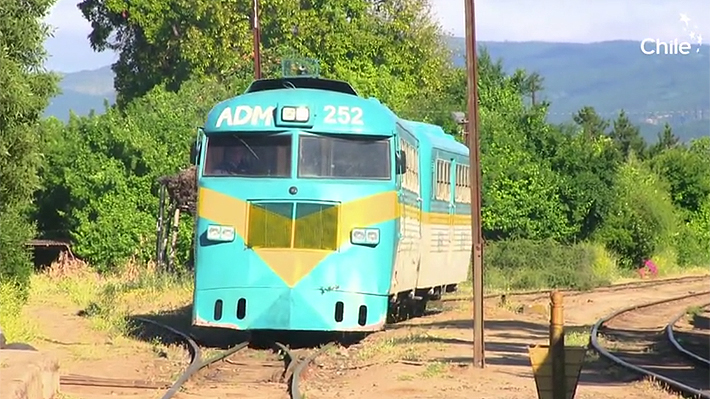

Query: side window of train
[434,158,451,201]
[454,163,472,203]
[400,138,419,193]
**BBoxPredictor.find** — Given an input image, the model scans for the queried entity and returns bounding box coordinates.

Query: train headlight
[206,225,235,242]
[281,106,309,122]
[350,228,380,245]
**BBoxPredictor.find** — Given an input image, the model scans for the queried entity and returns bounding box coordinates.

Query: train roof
[245,77,358,96]
[398,119,469,156]
[203,76,465,150]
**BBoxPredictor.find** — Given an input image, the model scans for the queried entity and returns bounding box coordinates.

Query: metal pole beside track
[464,0,485,368]
[252,0,262,79]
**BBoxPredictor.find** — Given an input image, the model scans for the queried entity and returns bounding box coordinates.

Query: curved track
[591,291,710,399]
[61,317,333,399]
[667,303,710,368]
[442,274,709,303]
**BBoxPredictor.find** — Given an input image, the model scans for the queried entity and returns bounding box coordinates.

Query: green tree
[550,132,620,241]
[684,195,710,266]
[406,66,466,138]
[35,77,242,270]
[657,122,680,149]
[608,110,646,159]
[595,157,678,268]
[572,106,609,139]
[523,71,544,106]
[648,122,681,157]
[650,147,710,214]
[476,48,508,90]
[79,0,456,111]
[689,136,710,157]
[476,65,571,241]
[0,0,60,295]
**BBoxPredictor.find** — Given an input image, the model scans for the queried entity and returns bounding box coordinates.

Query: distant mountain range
[46,66,116,118]
[47,39,709,142]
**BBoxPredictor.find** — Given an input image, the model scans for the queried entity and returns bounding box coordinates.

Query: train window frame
[455,163,472,204]
[202,132,293,178]
[434,158,452,202]
[399,138,419,193]
[297,133,392,180]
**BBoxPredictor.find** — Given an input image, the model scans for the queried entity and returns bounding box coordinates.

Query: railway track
[60,317,333,399]
[45,274,710,397]
[591,290,710,398]
[441,274,709,303]
[668,304,710,369]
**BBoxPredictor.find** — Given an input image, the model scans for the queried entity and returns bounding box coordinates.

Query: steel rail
[590,291,710,399]
[441,274,709,303]
[666,302,710,368]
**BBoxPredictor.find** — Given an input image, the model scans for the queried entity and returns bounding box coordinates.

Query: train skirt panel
[193,287,388,331]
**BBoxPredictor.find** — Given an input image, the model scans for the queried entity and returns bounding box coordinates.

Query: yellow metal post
[529,290,585,399]
[550,291,566,399]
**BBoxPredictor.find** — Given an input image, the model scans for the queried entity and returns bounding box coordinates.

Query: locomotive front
[190,77,405,332]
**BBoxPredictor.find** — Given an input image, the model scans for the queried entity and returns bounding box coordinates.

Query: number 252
[323,105,364,125]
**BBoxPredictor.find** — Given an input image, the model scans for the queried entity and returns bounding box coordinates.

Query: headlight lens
[281,106,309,122]
[351,228,380,245]
[206,225,236,242]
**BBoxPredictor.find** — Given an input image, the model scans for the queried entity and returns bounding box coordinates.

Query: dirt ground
[301,278,710,399]
[14,274,710,399]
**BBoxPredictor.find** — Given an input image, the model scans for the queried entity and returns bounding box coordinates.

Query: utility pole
[464,0,485,368]
[252,0,262,79]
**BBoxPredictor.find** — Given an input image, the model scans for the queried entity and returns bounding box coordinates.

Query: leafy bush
[650,147,710,214]
[676,195,710,267]
[36,77,247,271]
[0,282,37,342]
[0,0,59,294]
[595,157,679,269]
[483,239,618,290]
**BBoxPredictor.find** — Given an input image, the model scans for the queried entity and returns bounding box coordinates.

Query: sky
[44,0,710,73]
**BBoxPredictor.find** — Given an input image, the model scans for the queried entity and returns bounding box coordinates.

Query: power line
[545,109,710,117]
[415,107,710,119]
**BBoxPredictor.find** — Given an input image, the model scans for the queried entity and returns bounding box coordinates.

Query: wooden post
[252,0,262,79]
[464,0,485,368]
[167,207,181,270]
[550,291,566,399]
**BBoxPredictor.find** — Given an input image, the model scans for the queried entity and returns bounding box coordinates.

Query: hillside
[447,39,709,141]
[46,39,709,141]
[46,66,115,120]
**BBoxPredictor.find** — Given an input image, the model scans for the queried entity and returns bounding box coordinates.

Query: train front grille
[247,201,338,251]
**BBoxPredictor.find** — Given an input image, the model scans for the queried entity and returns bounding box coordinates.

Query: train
[189,60,473,332]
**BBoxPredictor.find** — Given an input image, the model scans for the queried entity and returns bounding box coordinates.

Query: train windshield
[298,134,391,180]
[203,133,292,177]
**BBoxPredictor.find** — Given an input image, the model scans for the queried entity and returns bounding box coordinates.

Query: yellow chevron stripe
[197,188,399,287]
[197,188,470,287]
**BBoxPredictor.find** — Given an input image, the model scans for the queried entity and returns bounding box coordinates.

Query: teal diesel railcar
[190,63,473,332]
